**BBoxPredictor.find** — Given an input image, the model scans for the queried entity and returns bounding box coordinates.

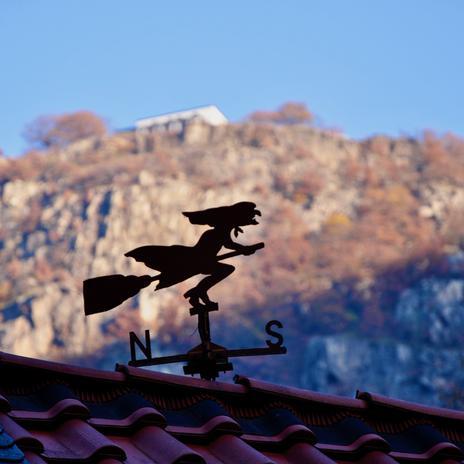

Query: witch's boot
[184,287,218,311]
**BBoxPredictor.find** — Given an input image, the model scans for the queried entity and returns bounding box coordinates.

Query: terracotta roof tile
[242,423,315,446]
[384,424,464,462]
[1,351,464,463]
[130,425,204,463]
[110,429,205,463]
[266,442,338,463]
[23,451,47,463]
[166,414,242,438]
[31,419,126,461]
[9,399,89,423]
[205,434,273,464]
[0,413,43,453]
[311,417,390,454]
[187,444,228,464]
[0,423,25,463]
[390,441,463,462]
[162,398,233,429]
[86,392,166,431]
[341,450,399,463]
[89,405,165,431]
[105,435,157,463]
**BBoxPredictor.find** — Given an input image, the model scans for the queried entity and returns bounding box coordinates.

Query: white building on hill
[135,105,228,134]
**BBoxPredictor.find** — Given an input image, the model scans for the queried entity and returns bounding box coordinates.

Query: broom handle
[216,241,264,261]
[146,242,264,283]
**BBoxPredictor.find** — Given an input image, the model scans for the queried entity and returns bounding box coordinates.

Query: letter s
[265,320,284,348]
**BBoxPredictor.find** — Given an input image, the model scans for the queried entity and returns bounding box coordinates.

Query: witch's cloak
[124,244,204,290]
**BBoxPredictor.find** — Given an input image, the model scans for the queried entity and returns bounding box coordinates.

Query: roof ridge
[234,376,368,410]
[0,351,123,382]
[116,364,246,394]
[2,351,464,423]
[356,391,464,422]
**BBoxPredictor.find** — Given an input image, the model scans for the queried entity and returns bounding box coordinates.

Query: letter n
[129,330,152,362]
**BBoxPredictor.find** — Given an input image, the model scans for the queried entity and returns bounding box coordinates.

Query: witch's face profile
[235,204,261,227]
[223,203,261,237]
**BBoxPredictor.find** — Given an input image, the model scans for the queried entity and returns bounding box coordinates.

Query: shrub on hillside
[23,111,107,149]
[322,212,353,235]
[247,101,313,125]
[0,150,45,181]
[420,131,464,183]
[277,102,313,125]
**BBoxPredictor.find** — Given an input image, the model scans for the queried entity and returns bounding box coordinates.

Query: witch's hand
[242,245,257,255]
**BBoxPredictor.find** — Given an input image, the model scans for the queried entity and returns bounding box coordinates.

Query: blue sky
[1,0,463,156]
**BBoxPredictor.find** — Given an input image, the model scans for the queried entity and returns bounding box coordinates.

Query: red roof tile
[32,419,126,461]
[0,413,44,453]
[205,434,273,464]
[268,442,337,463]
[345,451,398,464]
[9,398,89,422]
[120,425,204,463]
[1,350,464,463]
[23,451,47,463]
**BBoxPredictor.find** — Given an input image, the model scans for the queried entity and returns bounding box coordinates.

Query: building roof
[136,105,228,129]
[0,350,463,463]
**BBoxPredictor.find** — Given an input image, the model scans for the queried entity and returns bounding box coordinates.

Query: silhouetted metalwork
[83,202,286,380]
[128,320,286,381]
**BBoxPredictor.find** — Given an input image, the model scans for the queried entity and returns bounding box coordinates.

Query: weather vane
[83,201,286,380]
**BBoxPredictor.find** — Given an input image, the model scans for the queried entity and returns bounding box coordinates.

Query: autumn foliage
[248,101,314,125]
[23,110,107,149]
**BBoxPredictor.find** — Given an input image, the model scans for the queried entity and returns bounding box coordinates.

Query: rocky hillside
[1,121,464,406]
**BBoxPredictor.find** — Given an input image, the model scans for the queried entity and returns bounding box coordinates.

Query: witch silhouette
[83,202,264,315]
